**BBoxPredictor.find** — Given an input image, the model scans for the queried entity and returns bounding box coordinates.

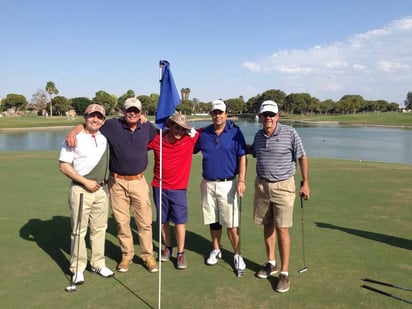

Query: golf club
[298,181,308,274]
[361,285,412,305]
[65,193,84,292]
[362,278,412,291]
[236,195,245,277]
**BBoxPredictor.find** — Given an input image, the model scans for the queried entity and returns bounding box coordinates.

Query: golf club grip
[300,180,304,208]
[78,193,83,219]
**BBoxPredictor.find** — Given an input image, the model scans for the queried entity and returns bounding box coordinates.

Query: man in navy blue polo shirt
[194,99,247,274]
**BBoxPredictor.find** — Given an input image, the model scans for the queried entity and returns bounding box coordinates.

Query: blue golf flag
[155,60,180,129]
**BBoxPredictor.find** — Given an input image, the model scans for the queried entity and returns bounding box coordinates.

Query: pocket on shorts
[254,177,265,194]
[279,177,295,194]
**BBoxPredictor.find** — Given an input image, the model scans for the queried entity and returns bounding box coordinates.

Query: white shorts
[200,179,239,228]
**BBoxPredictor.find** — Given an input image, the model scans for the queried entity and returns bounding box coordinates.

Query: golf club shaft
[65,193,83,292]
[300,194,306,266]
[73,193,84,284]
[298,180,308,273]
[362,278,412,291]
[238,195,242,255]
[362,285,412,304]
[237,195,244,276]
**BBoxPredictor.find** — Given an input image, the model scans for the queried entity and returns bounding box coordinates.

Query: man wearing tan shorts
[251,100,310,293]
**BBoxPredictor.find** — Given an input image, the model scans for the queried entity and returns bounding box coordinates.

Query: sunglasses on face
[261,112,277,118]
[126,108,140,114]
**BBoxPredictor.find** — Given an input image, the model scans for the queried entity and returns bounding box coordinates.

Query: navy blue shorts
[152,187,188,224]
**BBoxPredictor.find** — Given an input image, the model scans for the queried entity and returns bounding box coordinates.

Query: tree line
[1,81,411,117]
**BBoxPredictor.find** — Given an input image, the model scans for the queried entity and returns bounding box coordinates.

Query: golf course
[0,113,411,308]
[1,146,411,308]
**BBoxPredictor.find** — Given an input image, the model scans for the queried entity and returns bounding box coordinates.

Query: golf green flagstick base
[362,278,412,291]
[361,285,412,304]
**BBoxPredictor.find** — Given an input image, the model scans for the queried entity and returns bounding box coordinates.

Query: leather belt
[205,176,236,182]
[72,180,108,187]
[110,172,144,181]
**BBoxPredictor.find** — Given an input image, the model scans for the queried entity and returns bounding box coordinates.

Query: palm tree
[180,88,191,100]
[45,81,59,117]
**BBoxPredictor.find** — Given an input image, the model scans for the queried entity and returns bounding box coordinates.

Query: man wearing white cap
[59,104,114,285]
[250,100,310,293]
[65,97,159,274]
[194,99,248,274]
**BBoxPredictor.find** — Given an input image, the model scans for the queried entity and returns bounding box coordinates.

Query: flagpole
[158,61,163,309]
[155,61,180,309]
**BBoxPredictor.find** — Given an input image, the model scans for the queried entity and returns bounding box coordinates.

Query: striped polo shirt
[252,123,306,182]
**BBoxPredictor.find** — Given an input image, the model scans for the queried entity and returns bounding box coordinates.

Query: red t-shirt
[147,131,199,190]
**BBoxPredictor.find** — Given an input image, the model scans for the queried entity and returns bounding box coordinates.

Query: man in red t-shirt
[147,113,199,269]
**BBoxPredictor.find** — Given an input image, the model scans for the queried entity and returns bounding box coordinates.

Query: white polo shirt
[59,130,107,176]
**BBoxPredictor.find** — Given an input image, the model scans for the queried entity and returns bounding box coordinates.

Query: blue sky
[1,0,412,106]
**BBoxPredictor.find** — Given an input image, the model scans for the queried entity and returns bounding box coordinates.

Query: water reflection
[0,120,411,165]
[0,128,66,151]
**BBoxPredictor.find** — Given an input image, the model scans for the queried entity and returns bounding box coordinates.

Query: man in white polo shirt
[59,103,114,285]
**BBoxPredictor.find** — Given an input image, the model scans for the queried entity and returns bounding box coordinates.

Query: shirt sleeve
[58,141,75,163]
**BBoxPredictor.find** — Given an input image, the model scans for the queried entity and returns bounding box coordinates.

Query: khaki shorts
[253,176,295,228]
[200,179,238,228]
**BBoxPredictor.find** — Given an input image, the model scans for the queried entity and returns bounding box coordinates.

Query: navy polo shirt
[100,118,157,175]
[194,120,247,180]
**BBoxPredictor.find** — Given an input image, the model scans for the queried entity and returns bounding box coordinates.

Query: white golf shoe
[234,254,246,271]
[72,272,84,285]
[91,266,114,278]
[206,249,222,265]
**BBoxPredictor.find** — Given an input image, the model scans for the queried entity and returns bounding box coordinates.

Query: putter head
[65,285,77,292]
[298,267,308,274]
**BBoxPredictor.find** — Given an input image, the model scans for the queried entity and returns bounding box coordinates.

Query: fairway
[0,152,411,308]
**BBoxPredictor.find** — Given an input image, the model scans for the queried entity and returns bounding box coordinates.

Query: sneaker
[206,249,222,265]
[234,254,246,271]
[72,272,84,285]
[256,262,278,279]
[176,253,187,269]
[160,247,172,262]
[275,274,290,293]
[146,256,159,273]
[117,257,132,273]
[91,266,114,278]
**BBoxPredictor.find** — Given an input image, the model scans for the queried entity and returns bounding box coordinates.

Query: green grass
[1,152,411,308]
[283,112,412,127]
[0,115,82,129]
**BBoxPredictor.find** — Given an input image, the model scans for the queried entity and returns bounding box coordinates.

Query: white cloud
[242,17,412,103]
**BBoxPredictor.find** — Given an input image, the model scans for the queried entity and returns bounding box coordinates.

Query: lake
[0,120,411,165]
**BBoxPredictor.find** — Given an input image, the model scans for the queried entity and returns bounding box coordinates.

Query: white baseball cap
[210,99,226,112]
[259,100,279,114]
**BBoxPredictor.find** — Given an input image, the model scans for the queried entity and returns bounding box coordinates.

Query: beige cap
[124,97,142,110]
[85,104,105,117]
[167,113,193,130]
